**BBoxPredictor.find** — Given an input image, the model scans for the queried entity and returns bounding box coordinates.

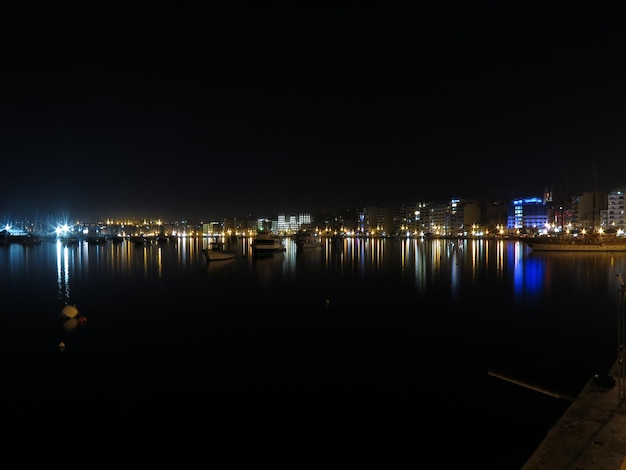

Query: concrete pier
[522,364,626,469]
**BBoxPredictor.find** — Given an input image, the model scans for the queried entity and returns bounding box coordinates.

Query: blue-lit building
[508,197,548,234]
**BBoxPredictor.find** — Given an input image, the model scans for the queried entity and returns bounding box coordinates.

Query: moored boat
[294,230,322,249]
[203,244,237,261]
[20,235,42,245]
[524,233,626,252]
[1,229,32,245]
[251,231,285,256]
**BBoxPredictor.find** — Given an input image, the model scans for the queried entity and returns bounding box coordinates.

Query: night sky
[2,3,626,222]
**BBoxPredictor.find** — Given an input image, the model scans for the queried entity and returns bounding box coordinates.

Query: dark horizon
[2,4,626,222]
[0,183,613,228]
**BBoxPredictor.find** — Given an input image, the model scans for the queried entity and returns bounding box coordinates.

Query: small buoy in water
[78,316,87,324]
[58,341,66,350]
[325,299,330,307]
[61,304,79,319]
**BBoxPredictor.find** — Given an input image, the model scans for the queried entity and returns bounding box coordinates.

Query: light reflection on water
[4,236,626,303]
[56,240,71,301]
[3,236,626,466]
[8,236,626,308]
[4,236,626,378]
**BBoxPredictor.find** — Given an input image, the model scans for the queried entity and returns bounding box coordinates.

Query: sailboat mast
[561,182,565,233]
[592,163,597,233]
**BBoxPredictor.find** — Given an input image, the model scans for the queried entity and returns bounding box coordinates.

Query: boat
[20,235,42,246]
[130,236,147,245]
[63,236,79,246]
[524,165,626,252]
[0,229,31,245]
[203,244,237,261]
[294,231,322,249]
[251,231,285,256]
[524,233,626,252]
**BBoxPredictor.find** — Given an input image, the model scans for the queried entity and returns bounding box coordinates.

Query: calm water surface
[1,236,623,467]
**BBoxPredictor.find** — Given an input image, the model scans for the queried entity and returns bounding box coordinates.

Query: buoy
[58,341,66,350]
[325,299,330,307]
[78,316,87,324]
[61,304,79,319]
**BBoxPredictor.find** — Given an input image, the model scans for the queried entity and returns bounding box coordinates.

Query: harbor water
[0,236,622,467]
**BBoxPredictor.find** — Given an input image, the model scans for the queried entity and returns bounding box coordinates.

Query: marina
[4,6,626,466]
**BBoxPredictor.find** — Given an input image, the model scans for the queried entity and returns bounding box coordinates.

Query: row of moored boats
[203,231,323,261]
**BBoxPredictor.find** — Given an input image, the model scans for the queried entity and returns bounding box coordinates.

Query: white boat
[203,245,237,261]
[524,234,626,252]
[251,232,285,256]
[295,231,322,249]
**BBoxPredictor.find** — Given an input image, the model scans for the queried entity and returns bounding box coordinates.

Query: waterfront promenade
[523,363,626,469]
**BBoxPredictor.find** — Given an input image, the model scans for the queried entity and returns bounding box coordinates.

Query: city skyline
[2,5,626,222]
[1,180,621,231]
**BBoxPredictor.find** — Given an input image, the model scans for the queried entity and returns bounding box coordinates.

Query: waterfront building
[508,197,548,235]
[363,205,394,236]
[608,187,626,232]
[576,191,608,231]
[425,201,451,236]
[396,201,426,236]
[483,200,508,233]
[449,198,481,235]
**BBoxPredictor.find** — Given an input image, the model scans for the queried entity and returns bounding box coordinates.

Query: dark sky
[2,3,626,222]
